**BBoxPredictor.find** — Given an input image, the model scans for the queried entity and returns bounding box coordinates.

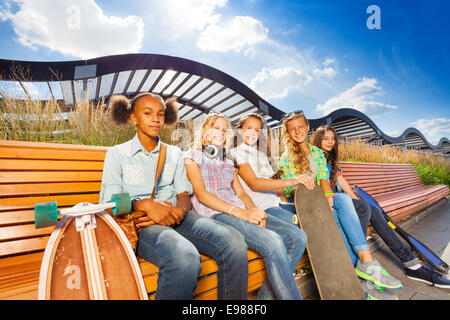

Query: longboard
[36,194,148,300]
[294,185,365,300]
[354,185,449,274]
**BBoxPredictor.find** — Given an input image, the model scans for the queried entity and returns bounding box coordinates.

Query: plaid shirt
[184,149,245,218]
[278,144,330,199]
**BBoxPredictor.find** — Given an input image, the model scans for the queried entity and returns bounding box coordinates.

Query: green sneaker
[355,259,403,289]
[360,280,399,300]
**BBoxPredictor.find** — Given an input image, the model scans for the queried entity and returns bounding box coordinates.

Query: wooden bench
[0,140,308,300]
[339,161,449,223]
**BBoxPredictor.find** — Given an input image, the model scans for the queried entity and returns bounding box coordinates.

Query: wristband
[326,194,334,199]
[324,191,334,196]
[228,205,237,215]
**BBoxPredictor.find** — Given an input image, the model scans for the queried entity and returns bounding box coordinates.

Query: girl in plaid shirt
[279,112,403,297]
[184,112,306,300]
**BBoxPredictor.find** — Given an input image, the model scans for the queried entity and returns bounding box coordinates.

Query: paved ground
[370,199,450,300]
[250,198,450,300]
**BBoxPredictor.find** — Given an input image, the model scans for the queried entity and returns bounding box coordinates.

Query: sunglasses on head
[281,110,304,122]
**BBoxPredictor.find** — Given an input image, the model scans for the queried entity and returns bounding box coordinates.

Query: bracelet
[228,205,237,214]
[326,194,334,199]
[324,191,334,196]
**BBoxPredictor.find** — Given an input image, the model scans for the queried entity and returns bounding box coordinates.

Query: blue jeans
[259,206,307,299]
[333,193,370,266]
[351,198,416,264]
[137,210,249,300]
[282,196,369,267]
[213,212,306,300]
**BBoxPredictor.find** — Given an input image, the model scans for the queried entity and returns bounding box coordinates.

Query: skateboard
[354,185,449,274]
[35,193,149,300]
[294,185,366,300]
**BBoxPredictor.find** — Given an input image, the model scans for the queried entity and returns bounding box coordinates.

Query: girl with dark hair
[100,93,249,300]
[278,112,403,299]
[312,124,450,290]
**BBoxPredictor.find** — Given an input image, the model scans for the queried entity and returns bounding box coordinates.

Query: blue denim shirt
[99,133,193,205]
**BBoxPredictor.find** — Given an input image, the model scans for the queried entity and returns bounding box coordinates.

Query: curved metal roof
[0,53,284,125]
[0,54,448,154]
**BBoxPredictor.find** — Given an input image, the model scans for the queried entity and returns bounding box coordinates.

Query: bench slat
[0,171,103,184]
[0,182,102,197]
[0,159,104,171]
[0,193,100,212]
[0,147,106,161]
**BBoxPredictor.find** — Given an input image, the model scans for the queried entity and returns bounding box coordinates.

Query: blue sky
[0,0,448,144]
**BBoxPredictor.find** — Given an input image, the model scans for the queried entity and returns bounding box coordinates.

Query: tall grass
[1,96,448,186]
[339,138,450,187]
[1,97,135,146]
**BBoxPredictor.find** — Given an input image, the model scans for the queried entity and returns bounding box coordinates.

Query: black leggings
[351,198,416,264]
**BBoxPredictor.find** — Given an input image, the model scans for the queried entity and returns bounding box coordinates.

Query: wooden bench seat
[339,161,449,222]
[0,140,308,300]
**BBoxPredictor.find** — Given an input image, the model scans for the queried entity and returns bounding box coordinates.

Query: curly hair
[109,93,178,126]
[281,113,311,175]
[311,124,339,188]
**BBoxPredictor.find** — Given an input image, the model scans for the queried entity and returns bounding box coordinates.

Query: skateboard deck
[38,211,148,300]
[294,185,365,300]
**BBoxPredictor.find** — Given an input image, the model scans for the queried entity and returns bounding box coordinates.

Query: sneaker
[360,280,399,300]
[355,259,403,289]
[406,265,450,289]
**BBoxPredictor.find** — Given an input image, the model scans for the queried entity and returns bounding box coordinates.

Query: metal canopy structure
[308,108,450,155]
[0,53,284,126]
[0,54,448,155]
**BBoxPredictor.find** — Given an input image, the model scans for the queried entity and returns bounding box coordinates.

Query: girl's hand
[232,207,267,227]
[327,197,334,214]
[295,174,315,190]
[133,198,178,226]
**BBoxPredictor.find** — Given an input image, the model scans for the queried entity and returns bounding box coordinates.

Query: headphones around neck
[203,144,225,160]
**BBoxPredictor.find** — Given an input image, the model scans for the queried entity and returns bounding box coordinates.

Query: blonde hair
[281,112,311,174]
[195,112,232,149]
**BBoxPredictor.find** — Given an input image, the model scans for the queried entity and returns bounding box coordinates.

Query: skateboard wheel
[111,193,132,215]
[292,214,298,225]
[35,202,59,228]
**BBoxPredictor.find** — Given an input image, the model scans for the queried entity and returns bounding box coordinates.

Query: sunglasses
[281,110,304,122]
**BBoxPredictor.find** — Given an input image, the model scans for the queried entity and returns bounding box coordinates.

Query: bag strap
[151,142,167,199]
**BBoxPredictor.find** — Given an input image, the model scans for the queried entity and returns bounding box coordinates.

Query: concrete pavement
[370,198,450,300]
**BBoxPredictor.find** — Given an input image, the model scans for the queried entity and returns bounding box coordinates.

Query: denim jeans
[351,198,416,264]
[333,193,370,266]
[282,195,369,267]
[137,210,249,300]
[260,206,307,299]
[213,211,306,300]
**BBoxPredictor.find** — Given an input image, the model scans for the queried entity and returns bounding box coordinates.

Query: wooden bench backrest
[339,161,422,196]
[0,140,108,258]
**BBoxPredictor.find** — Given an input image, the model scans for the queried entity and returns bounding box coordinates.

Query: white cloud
[316,77,398,116]
[322,58,336,66]
[159,0,227,32]
[249,67,312,99]
[1,0,144,59]
[196,16,268,53]
[411,118,450,144]
[313,67,337,78]
[313,57,337,78]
